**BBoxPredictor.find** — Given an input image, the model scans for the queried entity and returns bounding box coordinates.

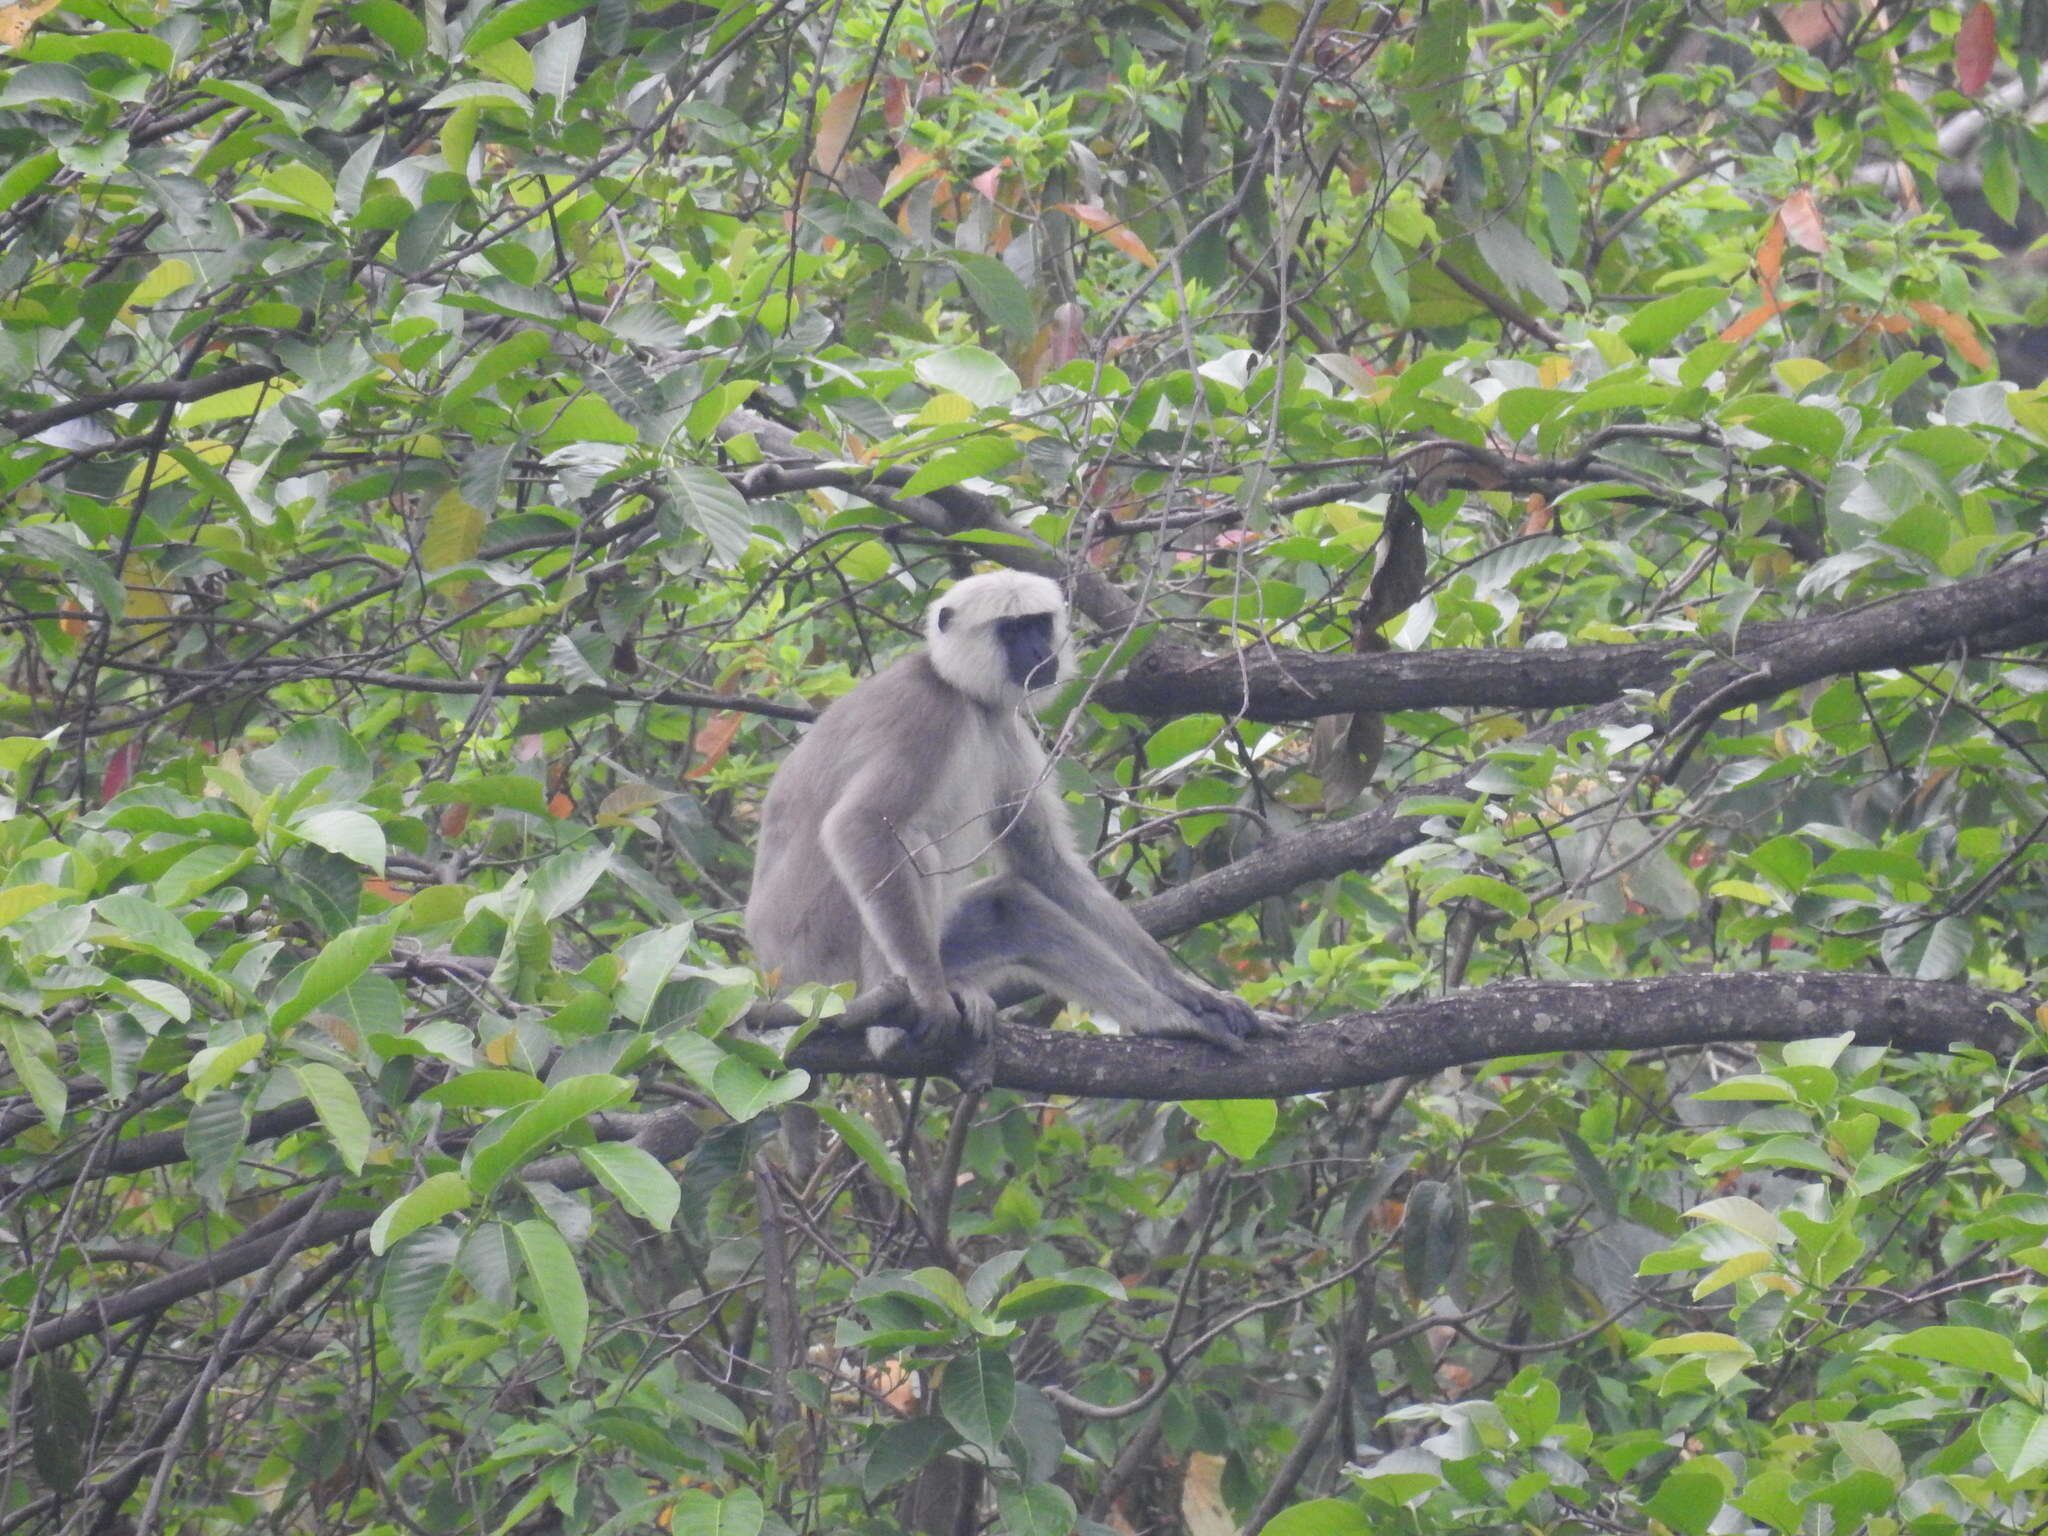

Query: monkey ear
[936,608,953,632]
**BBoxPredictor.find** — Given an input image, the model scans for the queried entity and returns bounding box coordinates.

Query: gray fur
[745,571,1256,1054]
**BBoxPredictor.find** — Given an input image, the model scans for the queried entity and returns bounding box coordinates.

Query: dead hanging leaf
[0,0,64,50]
[1908,299,1993,367]
[1777,188,1828,254]
[1180,1452,1233,1536]
[1055,202,1158,268]
[1720,295,1783,344]
[811,81,867,181]
[1312,710,1382,812]
[546,791,574,819]
[1774,0,1852,51]
[880,75,909,132]
[1957,0,1998,96]
[685,711,744,779]
[1520,493,1554,535]
[440,803,472,838]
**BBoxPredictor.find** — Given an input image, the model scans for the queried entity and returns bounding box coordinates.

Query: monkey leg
[939,877,1246,1050]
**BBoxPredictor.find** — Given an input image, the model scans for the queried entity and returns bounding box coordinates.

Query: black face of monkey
[996,612,1057,689]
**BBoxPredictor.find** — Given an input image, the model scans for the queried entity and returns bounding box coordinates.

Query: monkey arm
[819,782,948,998]
[817,769,995,1048]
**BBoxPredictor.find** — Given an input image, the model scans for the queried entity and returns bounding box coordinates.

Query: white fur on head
[925,570,1072,707]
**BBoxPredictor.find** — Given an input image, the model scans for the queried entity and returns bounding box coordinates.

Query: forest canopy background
[2,0,2048,1534]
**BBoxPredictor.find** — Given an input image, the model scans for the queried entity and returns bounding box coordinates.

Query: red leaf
[1958,1,1997,96]
[99,741,138,803]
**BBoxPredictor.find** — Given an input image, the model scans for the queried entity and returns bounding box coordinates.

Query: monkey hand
[1163,979,1260,1053]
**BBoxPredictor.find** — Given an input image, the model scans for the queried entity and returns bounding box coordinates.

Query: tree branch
[1101,554,2048,721]
[783,973,2026,1098]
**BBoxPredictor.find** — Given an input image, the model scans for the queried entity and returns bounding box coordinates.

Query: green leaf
[421,1069,546,1108]
[992,1269,1125,1323]
[576,1142,681,1229]
[668,1487,764,1536]
[0,1018,69,1129]
[995,1482,1076,1536]
[1620,288,1727,354]
[1181,1097,1277,1159]
[29,1360,91,1495]
[292,1064,372,1173]
[370,1171,472,1254]
[380,1228,456,1370]
[155,846,254,904]
[1401,1179,1468,1297]
[1428,872,1530,919]
[939,1349,1015,1453]
[273,922,398,1033]
[815,1104,914,1202]
[914,345,1021,408]
[468,1073,633,1191]
[187,1031,266,1096]
[512,1217,589,1371]
[185,1086,250,1205]
[95,894,239,997]
[709,1055,810,1123]
[0,149,60,213]
[946,252,1034,338]
[861,1417,959,1496]
[1881,1324,2033,1384]
[290,808,388,870]
[443,329,551,412]
[1644,1466,1726,1536]
[1262,1501,1374,1536]
[664,465,756,565]
[0,882,63,928]
[462,0,593,54]
[899,434,1021,498]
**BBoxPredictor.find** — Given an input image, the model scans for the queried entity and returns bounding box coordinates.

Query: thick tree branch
[2,363,283,441]
[1101,554,2048,721]
[783,973,2027,1098]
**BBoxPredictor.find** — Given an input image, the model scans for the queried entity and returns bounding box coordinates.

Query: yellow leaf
[420,489,484,571]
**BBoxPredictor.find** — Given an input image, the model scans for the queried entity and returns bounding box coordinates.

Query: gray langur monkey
[745,570,1259,1055]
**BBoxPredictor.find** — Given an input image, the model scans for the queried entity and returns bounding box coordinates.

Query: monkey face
[995,612,1058,690]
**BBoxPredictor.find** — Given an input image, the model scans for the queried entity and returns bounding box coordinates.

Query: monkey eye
[936,608,953,631]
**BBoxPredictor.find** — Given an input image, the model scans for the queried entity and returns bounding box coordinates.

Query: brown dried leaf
[1719,296,1783,344]
[1908,299,1993,368]
[1055,202,1158,268]
[1777,188,1828,254]
[0,0,63,50]
[686,711,744,779]
[812,81,866,179]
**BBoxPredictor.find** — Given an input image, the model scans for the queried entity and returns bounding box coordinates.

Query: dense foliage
[3,0,2048,1532]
